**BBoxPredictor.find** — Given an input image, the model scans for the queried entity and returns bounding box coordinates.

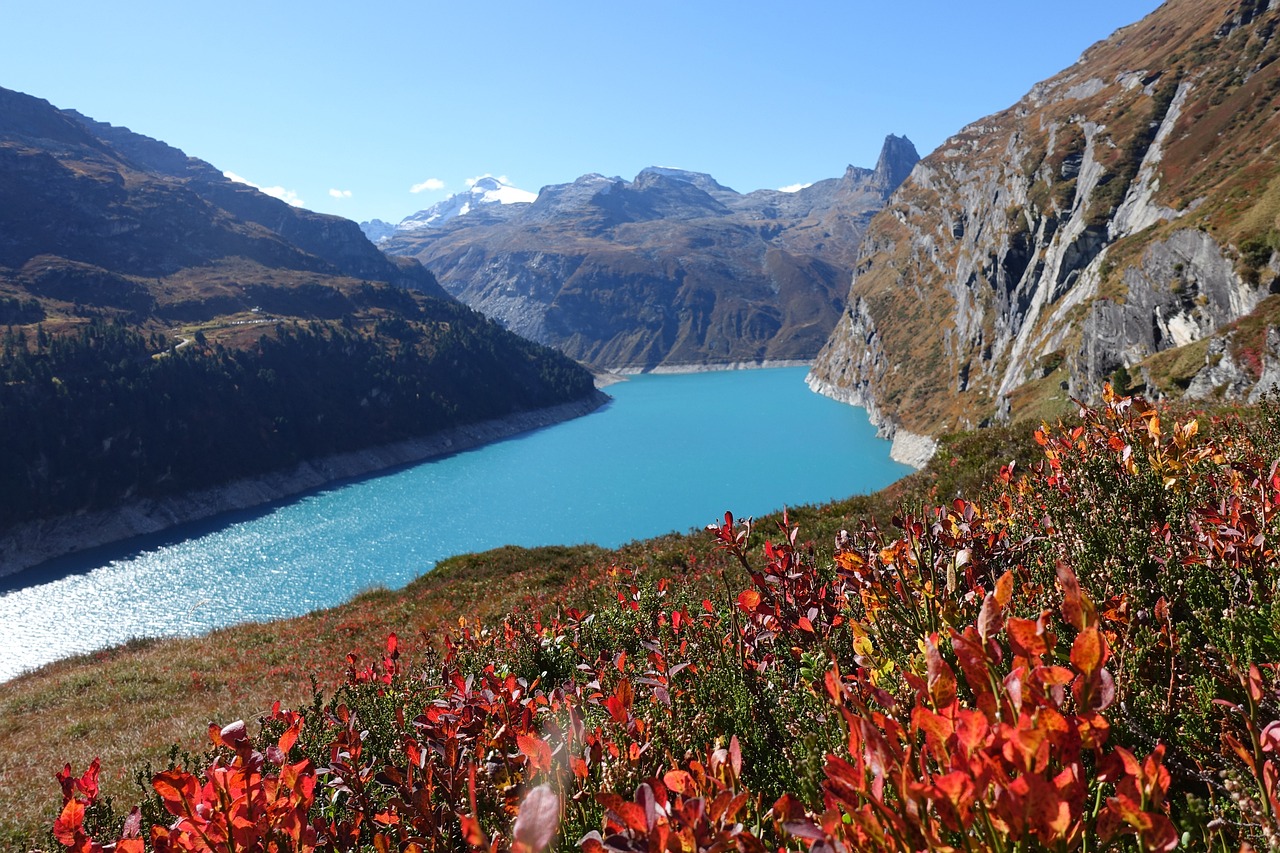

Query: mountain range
[808,0,1280,463]
[373,136,919,370]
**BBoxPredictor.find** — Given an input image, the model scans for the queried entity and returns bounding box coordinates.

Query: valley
[7,1,1280,849]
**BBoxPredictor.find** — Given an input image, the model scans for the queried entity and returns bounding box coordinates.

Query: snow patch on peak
[397,174,534,232]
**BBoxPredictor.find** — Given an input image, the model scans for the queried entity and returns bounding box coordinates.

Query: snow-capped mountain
[362,176,535,242]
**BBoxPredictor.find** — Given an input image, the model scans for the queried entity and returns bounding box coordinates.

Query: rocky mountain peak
[869,134,919,193]
[471,176,504,192]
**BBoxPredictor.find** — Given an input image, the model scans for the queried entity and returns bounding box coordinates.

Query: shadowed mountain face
[809,0,1280,452]
[380,136,919,370]
[0,86,598,546]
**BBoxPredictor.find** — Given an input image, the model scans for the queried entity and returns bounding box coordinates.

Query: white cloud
[778,182,813,193]
[258,186,304,207]
[222,170,305,207]
[410,177,445,193]
[328,188,353,199]
[465,173,509,187]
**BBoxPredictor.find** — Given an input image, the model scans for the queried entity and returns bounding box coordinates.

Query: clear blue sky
[2,1,1163,224]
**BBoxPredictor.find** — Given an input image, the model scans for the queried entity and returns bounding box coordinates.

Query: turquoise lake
[0,367,911,681]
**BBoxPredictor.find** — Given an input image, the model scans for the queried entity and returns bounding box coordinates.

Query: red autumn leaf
[824,668,844,704]
[612,799,650,834]
[663,769,696,796]
[1141,814,1180,852]
[56,763,75,802]
[385,632,399,659]
[517,733,553,776]
[116,840,145,853]
[121,807,142,839]
[1057,563,1094,631]
[737,589,762,611]
[912,704,954,752]
[978,592,1004,643]
[458,813,489,847]
[278,719,301,756]
[926,636,957,707]
[76,758,101,802]
[772,792,806,822]
[797,616,816,633]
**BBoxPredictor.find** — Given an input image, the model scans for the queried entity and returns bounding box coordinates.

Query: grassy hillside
[12,390,1280,851]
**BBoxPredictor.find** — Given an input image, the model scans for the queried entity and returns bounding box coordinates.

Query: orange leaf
[994,570,1014,608]
[663,769,696,796]
[737,589,762,611]
[53,798,85,845]
[152,769,200,815]
[1008,617,1048,659]
[1071,627,1106,676]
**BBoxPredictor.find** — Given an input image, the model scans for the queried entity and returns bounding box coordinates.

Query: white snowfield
[396,176,535,232]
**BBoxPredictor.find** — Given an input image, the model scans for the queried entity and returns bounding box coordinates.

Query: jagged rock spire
[871,134,920,193]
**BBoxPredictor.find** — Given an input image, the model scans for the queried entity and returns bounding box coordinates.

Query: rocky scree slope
[809,0,1280,460]
[380,136,919,370]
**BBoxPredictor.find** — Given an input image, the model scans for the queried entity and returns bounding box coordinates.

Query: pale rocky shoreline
[0,392,610,580]
[803,372,938,470]
[606,359,813,376]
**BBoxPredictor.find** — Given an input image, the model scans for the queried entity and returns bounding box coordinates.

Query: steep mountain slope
[0,86,599,565]
[380,136,919,370]
[809,0,1280,462]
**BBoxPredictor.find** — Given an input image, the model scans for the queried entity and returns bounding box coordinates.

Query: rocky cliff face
[380,136,919,370]
[809,0,1280,463]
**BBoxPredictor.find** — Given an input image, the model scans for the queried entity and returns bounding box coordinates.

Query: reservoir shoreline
[0,391,609,579]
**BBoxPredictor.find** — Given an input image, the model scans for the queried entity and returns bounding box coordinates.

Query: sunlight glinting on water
[0,368,912,681]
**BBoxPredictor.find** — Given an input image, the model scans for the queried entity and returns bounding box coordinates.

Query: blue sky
[2,1,1163,224]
